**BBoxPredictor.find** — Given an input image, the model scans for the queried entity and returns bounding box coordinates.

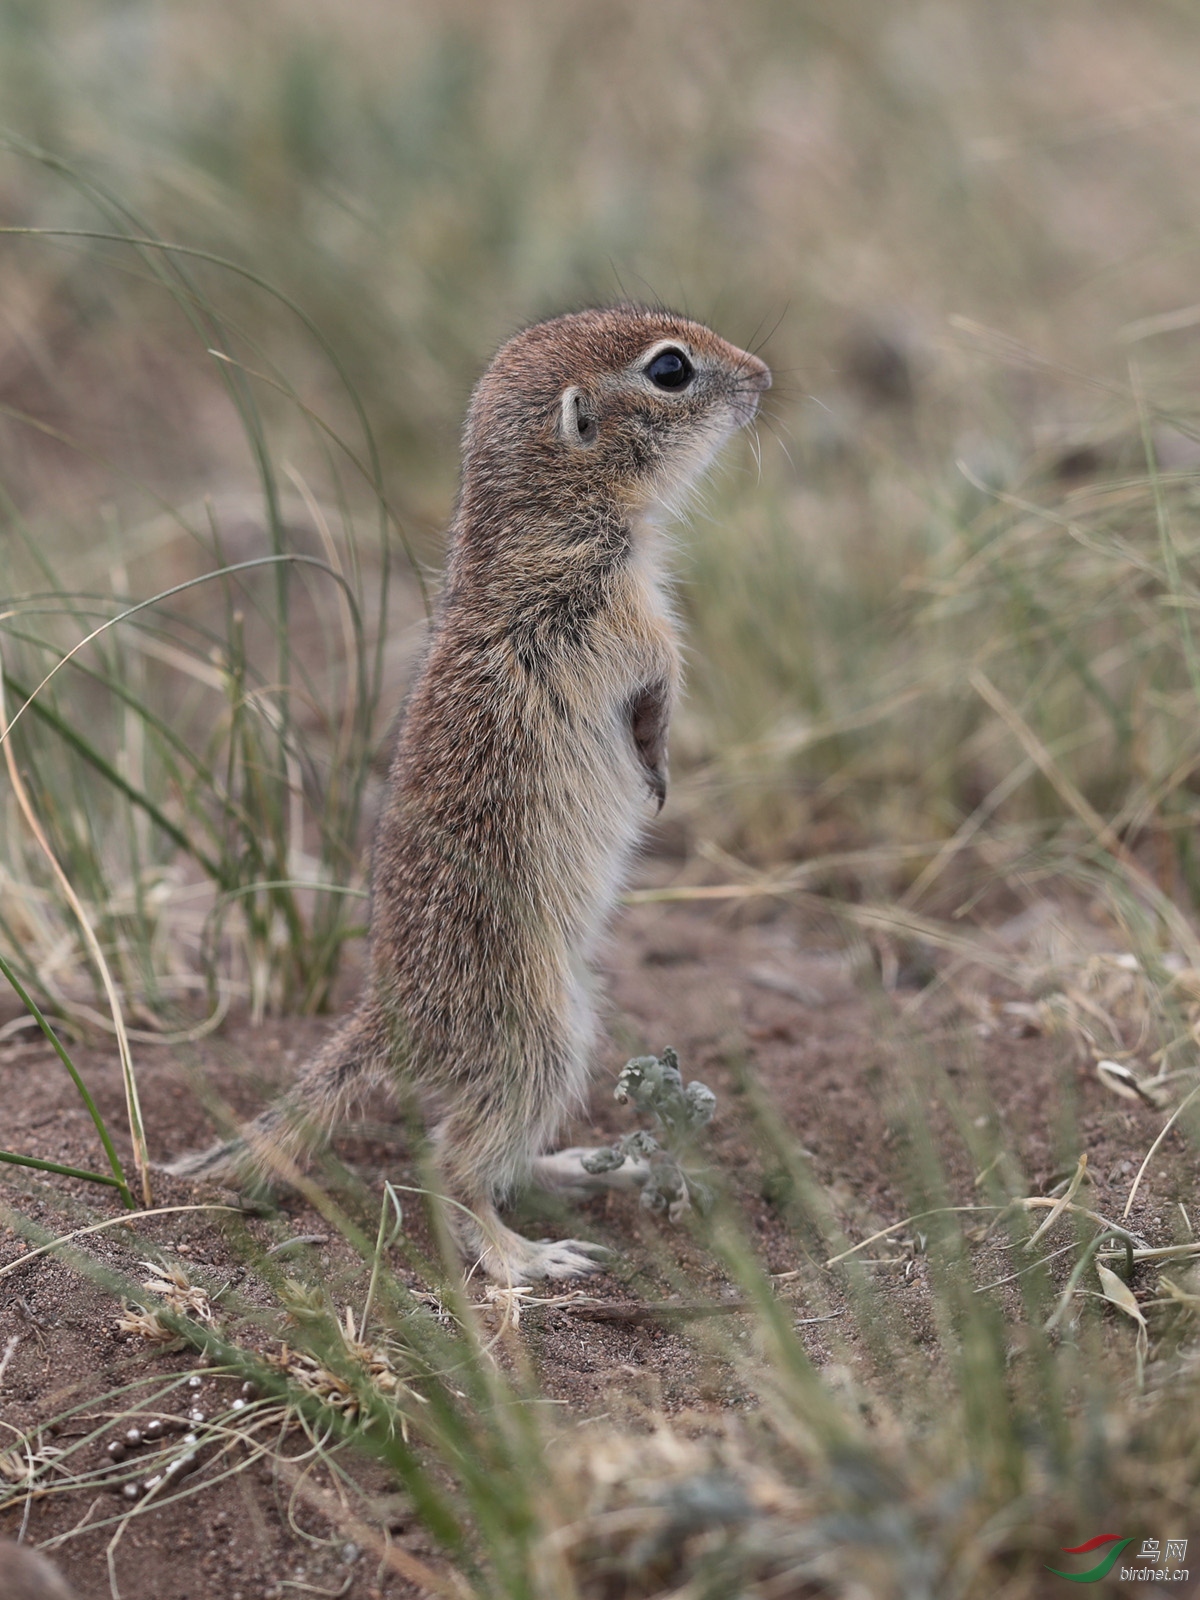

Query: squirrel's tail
[164,1005,388,1185]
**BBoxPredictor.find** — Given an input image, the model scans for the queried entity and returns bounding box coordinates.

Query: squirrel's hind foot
[479,1234,611,1285]
[457,1204,611,1284]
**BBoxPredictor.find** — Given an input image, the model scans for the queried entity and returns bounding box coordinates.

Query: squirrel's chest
[552,563,680,828]
[580,553,680,703]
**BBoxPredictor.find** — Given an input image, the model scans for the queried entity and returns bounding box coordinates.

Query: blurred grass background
[4,3,1200,1019]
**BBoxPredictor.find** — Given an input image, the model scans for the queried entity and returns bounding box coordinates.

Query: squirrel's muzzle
[730,350,772,426]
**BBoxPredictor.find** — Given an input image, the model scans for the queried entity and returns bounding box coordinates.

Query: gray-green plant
[582,1047,718,1220]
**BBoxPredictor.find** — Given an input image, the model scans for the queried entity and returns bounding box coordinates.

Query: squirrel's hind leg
[432,1085,612,1284]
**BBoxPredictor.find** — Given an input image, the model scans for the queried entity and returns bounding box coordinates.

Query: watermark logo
[1045,1535,1133,1584]
[1046,1534,1189,1584]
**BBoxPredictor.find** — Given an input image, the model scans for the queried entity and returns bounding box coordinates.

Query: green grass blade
[0,947,134,1208]
[0,1149,129,1191]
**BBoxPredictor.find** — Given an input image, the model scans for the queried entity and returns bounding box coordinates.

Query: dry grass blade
[825,1207,998,1266]
[1122,1080,1200,1220]
[0,1205,242,1281]
[1025,1155,1088,1251]
[1095,1059,1167,1109]
[1158,1276,1200,1310]
[1099,1242,1200,1264]
[969,671,1129,864]
[1095,1262,1149,1385]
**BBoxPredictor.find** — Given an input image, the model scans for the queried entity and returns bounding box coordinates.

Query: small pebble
[107,1440,127,1463]
[231,1398,246,1411]
[124,1427,142,1448]
[341,1542,360,1565]
[143,1418,165,1440]
[184,1433,198,1446]
[189,1409,205,1423]
[187,1375,203,1389]
[122,1483,140,1501]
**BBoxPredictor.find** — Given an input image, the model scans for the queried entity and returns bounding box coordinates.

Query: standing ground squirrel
[168,305,770,1282]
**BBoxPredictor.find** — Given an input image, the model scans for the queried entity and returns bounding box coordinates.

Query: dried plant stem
[1122,1080,1200,1220]
[825,1207,999,1266]
[1024,1154,1088,1251]
[970,669,1200,967]
[0,1203,241,1280]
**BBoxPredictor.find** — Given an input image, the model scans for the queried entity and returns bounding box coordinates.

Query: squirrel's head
[459,306,771,533]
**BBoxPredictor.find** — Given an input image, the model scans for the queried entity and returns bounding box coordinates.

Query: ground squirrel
[168,305,770,1282]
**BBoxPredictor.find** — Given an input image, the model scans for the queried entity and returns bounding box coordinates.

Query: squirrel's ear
[559,386,598,450]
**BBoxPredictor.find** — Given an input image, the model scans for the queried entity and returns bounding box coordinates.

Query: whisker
[749,302,790,359]
[759,414,797,475]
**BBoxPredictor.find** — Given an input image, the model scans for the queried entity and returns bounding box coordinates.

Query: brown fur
[168,305,770,1282]
[0,1541,79,1600]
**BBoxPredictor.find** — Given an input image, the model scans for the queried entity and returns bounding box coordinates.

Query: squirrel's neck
[447,493,636,587]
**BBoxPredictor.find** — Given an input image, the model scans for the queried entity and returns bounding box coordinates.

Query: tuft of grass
[0,146,403,1031]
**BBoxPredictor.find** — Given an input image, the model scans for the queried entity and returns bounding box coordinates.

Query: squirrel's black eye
[645,348,694,391]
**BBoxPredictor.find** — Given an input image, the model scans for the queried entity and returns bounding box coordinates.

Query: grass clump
[0,144,402,1034]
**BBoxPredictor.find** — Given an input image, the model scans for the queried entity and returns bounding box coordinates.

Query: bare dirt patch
[2,896,1193,1598]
